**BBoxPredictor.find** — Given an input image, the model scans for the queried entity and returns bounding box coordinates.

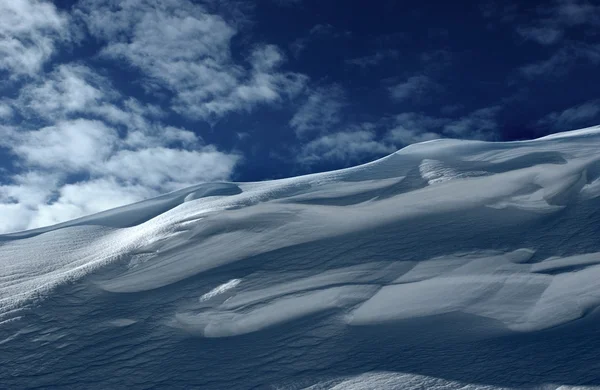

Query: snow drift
[2,126,600,389]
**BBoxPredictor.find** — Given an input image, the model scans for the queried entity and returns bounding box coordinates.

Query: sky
[1,0,599,233]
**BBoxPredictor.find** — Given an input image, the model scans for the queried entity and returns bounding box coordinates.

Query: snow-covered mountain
[3,126,600,389]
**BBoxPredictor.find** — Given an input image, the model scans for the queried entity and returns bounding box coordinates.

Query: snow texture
[3,126,600,389]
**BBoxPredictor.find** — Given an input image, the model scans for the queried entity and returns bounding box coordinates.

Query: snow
[2,127,600,388]
[199,278,241,302]
[301,372,597,390]
[175,285,378,337]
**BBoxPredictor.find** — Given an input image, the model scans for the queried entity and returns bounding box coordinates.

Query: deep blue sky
[1,0,599,231]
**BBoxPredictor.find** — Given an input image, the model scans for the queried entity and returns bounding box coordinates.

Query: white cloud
[298,127,394,166]
[14,63,204,150]
[103,147,239,190]
[0,204,37,234]
[78,0,306,122]
[25,178,157,231]
[0,117,240,232]
[17,64,109,119]
[9,119,118,171]
[0,61,240,233]
[179,45,307,120]
[389,75,441,103]
[0,171,61,207]
[538,100,600,130]
[0,0,70,77]
[290,85,345,136]
[0,102,13,119]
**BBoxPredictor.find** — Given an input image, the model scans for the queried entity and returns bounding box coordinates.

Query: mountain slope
[2,126,600,389]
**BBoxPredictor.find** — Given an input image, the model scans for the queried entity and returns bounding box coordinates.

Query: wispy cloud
[296,104,503,167]
[289,85,345,136]
[549,0,600,26]
[308,24,350,38]
[443,106,502,140]
[77,0,306,122]
[480,0,519,24]
[290,23,351,57]
[271,0,302,6]
[484,0,599,86]
[0,0,70,78]
[388,75,442,103]
[297,126,394,166]
[520,42,600,78]
[517,26,563,45]
[345,50,399,69]
[516,1,600,45]
[385,113,446,144]
[538,100,600,130]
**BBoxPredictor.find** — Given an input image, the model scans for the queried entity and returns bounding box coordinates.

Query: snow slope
[2,125,600,389]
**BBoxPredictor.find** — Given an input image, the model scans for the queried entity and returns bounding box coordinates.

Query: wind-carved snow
[3,126,600,389]
[199,279,241,302]
[301,372,597,390]
[419,158,488,184]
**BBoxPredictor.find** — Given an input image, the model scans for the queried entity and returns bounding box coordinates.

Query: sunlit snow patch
[199,279,241,302]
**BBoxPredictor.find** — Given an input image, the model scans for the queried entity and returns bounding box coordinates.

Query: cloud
[290,23,351,57]
[0,0,70,78]
[480,0,519,24]
[0,102,13,119]
[520,42,600,78]
[9,119,118,172]
[538,100,600,130]
[385,113,446,144]
[17,64,110,119]
[517,26,563,45]
[4,177,157,232]
[308,24,338,37]
[103,147,238,190]
[346,50,399,69]
[485,0,600,49]
[271,0,302,6]
[0,117,240,232]
[514,0,600,45]
[289,85,345,136]
[419,50,453,73]
[295,104,503,167]
[77,0,306,122]
[0,60,241,233]
[443,106,502,140]
[551,0,600,26]
[297,127,394,166]
[12,63,199,150]
[388,75,442,103]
